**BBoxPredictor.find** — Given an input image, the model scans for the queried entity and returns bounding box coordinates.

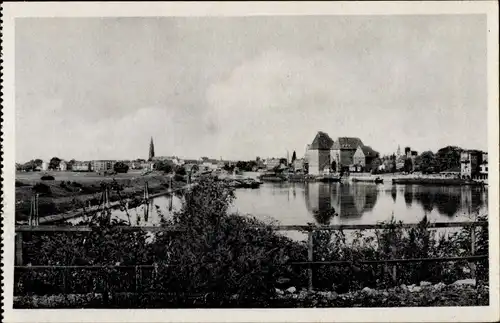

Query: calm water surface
[73,176,488,231]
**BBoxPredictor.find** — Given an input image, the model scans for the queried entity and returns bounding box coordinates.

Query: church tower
[396,145,401,157]
[149,137,155,161]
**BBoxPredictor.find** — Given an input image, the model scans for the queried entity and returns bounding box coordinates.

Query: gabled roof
[309,131,334,150]
[361,145,379,157]
[331,137,364,150]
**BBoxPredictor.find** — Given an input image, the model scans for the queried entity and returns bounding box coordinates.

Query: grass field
[16,170,146,184]
[15,170,183,222]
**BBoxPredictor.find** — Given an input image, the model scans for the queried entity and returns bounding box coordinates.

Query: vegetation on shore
[15,178,488,308]
[15,174,187,221]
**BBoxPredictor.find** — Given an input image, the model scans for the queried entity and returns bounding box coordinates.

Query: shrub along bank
[15,178,488,308]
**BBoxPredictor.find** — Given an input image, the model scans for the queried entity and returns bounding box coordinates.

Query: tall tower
[397,145,401,157]
[149,137,155,161]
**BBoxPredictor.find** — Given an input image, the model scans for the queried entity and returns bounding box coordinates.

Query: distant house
[201,159,218,171]
[352,145,379,172]
[460,150,483,179]
[479,152,488,179]
[91,160,115,172]
[140,161,154,171]
[58,161,68,171]
[292,158,305,173]
[264,158,282,170]
[72,161,91,172]
[41,161,49,171]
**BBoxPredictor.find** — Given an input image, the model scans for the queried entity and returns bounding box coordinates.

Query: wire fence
[14,220,488,296]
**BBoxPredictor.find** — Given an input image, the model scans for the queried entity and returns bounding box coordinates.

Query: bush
[15,180,30,187]
[155,161,174,174]
[151,178,307,299]
[40,175,55,181]
[174,174,185,182]
[175,166,187,176]
[14,178,489,307]
[32,183,52,196]
[113,162,129,174]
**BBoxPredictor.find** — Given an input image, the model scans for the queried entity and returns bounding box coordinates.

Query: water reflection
[305,183,380,224]
[301,182,487,225]
[71,180,488,228]
[408,185,486,218]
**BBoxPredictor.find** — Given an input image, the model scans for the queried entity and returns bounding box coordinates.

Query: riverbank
[14,280,488,308]
[15,171,186,222]
[14,178,489,308]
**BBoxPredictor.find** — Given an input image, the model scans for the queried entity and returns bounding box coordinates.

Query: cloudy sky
[16,15,487,163]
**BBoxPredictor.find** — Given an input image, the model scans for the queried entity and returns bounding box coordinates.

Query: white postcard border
[1,2,499,322]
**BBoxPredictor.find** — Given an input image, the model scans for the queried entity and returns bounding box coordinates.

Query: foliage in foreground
[15,178,489,306]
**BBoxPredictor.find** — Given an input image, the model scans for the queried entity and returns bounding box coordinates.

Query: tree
[416,151,437,174]
[176,166,187,176]
[67,159,76,170]
[21,160,37,171]
[49,157,61,170]
[436,146,462,172]
[223,163,235,172]
[371,158,382,173]
[155,160,174,174]
[291,151,297,164]
[404,158,413,173]
[34,159,43,167]
[113,162,129,173]
[391,154,397,173]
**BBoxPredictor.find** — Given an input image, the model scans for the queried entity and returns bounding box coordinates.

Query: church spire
[149,137,155,161]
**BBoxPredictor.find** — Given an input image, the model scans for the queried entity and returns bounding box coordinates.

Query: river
[69,173,488,232]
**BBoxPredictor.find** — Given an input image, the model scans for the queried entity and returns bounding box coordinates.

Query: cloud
[16,102,181,161]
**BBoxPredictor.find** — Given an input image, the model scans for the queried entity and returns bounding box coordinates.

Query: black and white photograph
[1,2,499,322]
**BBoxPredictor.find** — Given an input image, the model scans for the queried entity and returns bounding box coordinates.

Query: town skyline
[16,15,487,162]
[16,134,485,165]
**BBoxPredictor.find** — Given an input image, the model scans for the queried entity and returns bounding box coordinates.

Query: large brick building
[306,132,379,175]
[307,132,334,175]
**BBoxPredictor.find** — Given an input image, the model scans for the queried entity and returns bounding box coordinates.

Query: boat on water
[392,177,485,186]
[225,178,262,189]
[258,172,288,182]
[317,174,342,183]
[352,177,384,184]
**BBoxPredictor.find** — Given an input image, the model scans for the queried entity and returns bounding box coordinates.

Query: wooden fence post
[29,196,33,226]
[143,183,149,220]
[35,194,40,225]
[169,177,173,211]
[308,230,314,291]
[135,266,142,293]
[15,233,23,266]
[392,264,397,285]
[470,226,476,280]
[63,268,68,294]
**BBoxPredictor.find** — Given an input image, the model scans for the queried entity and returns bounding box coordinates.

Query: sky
[15,15,488,163]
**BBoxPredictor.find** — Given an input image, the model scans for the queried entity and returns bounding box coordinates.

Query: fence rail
[14,221,488,293]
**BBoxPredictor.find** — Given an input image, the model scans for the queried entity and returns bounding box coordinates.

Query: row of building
[39,160,121,172]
